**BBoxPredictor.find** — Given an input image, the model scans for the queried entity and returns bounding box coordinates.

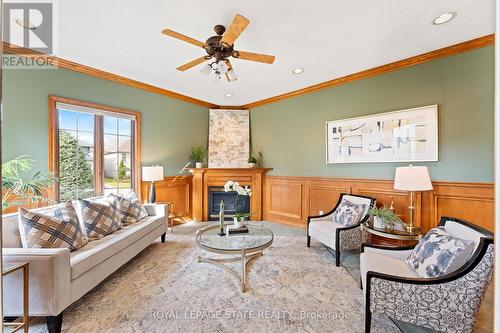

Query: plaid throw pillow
[113,191,148,225]
[79,196,122,240]
[18,201,87,251]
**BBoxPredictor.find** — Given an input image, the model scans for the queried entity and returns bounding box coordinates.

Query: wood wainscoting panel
[141,175,192,222]
[267,182,303,223]
[424,182,494,232]
[306,185,350,217]
[263,176,494,233]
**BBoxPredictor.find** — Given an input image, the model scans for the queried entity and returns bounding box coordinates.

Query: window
[49,96,141,201]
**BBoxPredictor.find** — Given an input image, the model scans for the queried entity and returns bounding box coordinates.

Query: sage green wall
[2,67,208,175]
[250,46,494,182]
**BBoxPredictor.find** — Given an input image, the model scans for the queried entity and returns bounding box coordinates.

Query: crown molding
[3,34,494,111]
[2,42,218,108]
[240,34,495,109]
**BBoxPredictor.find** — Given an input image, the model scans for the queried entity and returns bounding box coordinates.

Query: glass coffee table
[195,224,274,292]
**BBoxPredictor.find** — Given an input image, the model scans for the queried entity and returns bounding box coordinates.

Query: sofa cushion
[18,201,87,251]
[332,198,366,227]
[70,215,164,279]
[360,252,418,295]
[308,220,345,249]
[406,226,474,278]
[78,196,122,240]
[113,191,148,225]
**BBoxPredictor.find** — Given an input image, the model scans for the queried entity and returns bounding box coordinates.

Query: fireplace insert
[208,186,250,221]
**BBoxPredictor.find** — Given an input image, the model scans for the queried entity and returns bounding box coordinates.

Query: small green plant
[368,206,403,224]
[118,160,129,180]
[189,146,207,163]
[248,156,257,164]
[2,156,56,211]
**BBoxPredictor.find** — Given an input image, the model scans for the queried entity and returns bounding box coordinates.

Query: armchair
[307,193,375,266]
[361,217,494,333]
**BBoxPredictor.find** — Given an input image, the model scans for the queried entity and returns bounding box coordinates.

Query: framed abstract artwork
[326,105,438,164]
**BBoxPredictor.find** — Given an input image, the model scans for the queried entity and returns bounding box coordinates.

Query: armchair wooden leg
[161,233,166,243]
[335,248,340,267]
[365,309,372,333]
[45,313,63,333]
[307,235,311,247]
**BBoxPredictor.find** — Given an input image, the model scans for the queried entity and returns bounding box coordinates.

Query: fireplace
[190,168,272,222]
[207,186,250,221]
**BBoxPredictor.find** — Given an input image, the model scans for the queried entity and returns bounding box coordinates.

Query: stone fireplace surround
[190,168,272,222]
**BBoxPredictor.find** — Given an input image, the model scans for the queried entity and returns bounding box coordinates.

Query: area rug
[28,221,400,333]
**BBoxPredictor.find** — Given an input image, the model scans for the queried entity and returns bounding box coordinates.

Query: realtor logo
[3,1,54,54]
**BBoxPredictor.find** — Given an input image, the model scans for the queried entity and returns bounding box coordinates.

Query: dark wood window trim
[48,95,142,201]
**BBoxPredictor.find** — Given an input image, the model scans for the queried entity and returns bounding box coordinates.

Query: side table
[3,262,29,332]
[361,220,422,246]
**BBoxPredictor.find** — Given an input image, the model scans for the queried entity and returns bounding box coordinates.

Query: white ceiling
[55,0,494,106]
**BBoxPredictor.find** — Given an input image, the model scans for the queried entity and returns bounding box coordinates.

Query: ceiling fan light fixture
[210,70,222,83]
[218,61,229,74]
[292,67,304,75]
[200,64,212,76]
[432,12,457,25]
[227,68,238,82]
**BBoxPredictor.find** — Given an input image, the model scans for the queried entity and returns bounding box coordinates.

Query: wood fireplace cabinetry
[190,168,272,222]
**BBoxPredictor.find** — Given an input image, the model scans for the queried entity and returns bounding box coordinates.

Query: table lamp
[142,165,164,203]
[394,165,433,233]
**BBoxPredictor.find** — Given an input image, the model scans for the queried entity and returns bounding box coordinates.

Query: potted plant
[189,146,207,168]
[247,156,257,168]
[224,180,252,228]
[368,206,405,229]
[2,156,56,212]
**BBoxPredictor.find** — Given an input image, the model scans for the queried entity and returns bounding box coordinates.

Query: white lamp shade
[394,166,433,191]
[142,166,164,182]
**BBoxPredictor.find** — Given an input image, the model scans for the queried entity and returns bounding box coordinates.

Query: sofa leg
[306,235,310,247]
[335,249,340,267]
[46,313,63,333]
[365,309,372,333]
[161,233,166,243]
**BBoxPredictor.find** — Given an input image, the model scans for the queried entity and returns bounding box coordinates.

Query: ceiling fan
[162,14,275,83]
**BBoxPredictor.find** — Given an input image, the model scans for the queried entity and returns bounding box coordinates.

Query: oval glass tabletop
[195,224,274,252]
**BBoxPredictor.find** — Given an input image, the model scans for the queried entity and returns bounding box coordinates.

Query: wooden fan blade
[176,56,208,71]
[234,50,275,64]
[162,28,205,48]
[220,14,250,47]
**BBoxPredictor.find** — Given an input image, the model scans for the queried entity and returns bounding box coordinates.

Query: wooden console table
[189,168,272,222]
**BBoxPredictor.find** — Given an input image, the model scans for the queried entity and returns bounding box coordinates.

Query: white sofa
[2,200,167,333]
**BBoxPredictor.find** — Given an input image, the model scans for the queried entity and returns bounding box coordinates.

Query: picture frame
[325,105,438,164]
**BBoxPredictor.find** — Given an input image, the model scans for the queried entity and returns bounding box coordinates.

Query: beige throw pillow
[18,201,87,251]
[78,195,121,240]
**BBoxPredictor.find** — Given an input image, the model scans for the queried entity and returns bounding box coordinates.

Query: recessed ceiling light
[292,67,304,75]
[432,12,457,25]
[225,93,233,98]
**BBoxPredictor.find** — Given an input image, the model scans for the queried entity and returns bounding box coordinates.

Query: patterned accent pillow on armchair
[406,226,474,278]
[332,198,366,227]
[112,191,148,225]
[78,195,122,240]
[18,201,87,251]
